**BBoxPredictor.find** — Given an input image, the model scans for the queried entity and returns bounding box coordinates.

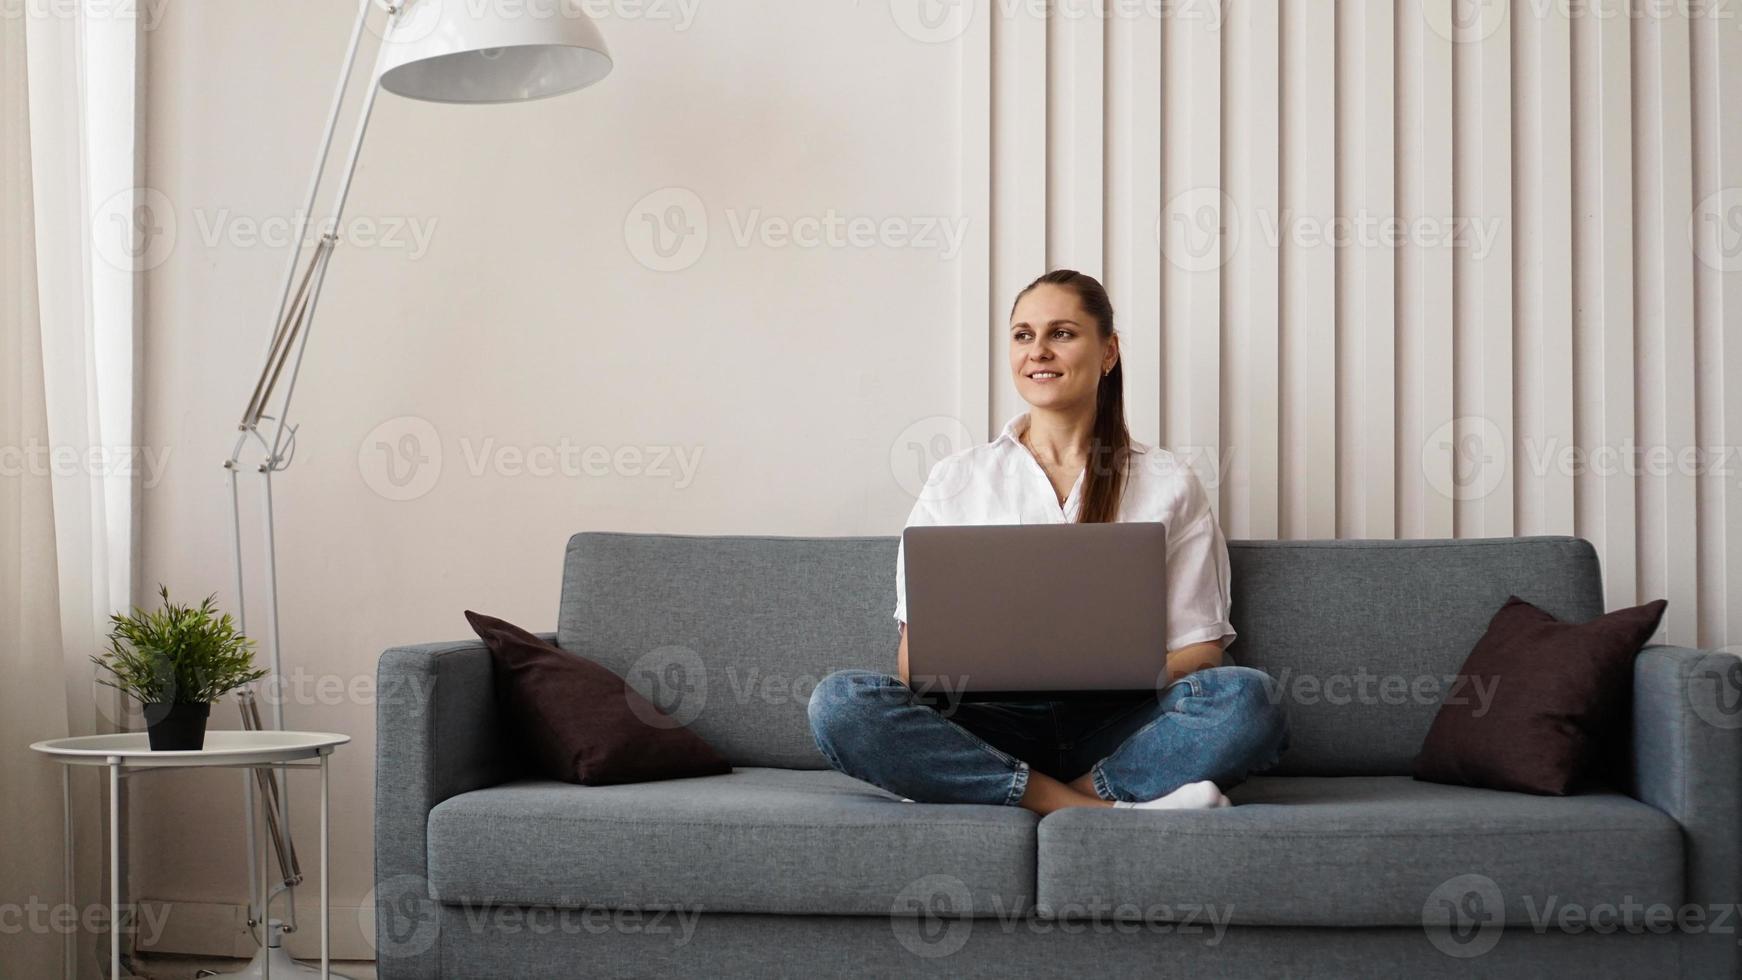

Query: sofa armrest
[374,636,534,979]
[1630,644,1742,978]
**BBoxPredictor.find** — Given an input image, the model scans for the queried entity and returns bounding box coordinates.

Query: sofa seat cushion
[427,767,1036,917]
[1036,776,1682,927]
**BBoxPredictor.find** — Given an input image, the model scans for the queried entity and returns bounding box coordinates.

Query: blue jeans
[807,665,1290,806]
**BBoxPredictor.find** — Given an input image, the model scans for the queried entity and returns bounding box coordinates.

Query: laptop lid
[903,521,1169,702]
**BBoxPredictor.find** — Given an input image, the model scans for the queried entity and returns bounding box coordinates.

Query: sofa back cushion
[559,533,898,768]
[1228,537,1605,775]
[558,532,1605,774]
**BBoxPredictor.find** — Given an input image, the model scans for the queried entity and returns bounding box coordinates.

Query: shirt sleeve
[893,462,950,626]
[1164,467,1237,652]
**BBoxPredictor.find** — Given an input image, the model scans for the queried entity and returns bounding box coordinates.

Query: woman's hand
[897,622,910,685]
[1163,638,1226,686]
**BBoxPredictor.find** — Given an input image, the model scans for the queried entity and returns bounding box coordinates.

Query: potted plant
[91,586,268,750]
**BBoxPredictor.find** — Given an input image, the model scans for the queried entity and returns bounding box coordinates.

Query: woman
[808,269,1289,814]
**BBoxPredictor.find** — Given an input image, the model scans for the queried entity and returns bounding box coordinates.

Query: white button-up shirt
[894,411,1237,652]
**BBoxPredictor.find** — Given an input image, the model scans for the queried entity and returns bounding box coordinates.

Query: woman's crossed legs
[807,665,1291,814]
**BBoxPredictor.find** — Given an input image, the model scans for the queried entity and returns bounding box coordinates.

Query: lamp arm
[221,0,402,950]
[240,236,330,430]
[228,0,373,464]
[231,2,397,469]
[261,24,394,464]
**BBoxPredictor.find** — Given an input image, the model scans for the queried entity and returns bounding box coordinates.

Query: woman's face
[1008,283,1117,413]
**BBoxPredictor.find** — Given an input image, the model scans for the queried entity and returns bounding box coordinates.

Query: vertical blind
[963,0,1739,648]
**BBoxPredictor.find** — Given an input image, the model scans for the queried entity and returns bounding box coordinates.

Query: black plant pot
[144,702,210,751]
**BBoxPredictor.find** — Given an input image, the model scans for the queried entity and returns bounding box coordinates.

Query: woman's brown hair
[1010,269,1132,524]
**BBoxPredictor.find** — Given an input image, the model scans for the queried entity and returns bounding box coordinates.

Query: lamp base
[210,943,354,980]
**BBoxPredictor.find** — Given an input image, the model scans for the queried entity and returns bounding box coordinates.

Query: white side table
[31,730,350,980]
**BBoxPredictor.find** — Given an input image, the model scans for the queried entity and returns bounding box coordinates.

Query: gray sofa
[375,533,1741,978]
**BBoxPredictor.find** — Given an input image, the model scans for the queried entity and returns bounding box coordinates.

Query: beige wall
[139,0,971,956]
[138,0,1742,960]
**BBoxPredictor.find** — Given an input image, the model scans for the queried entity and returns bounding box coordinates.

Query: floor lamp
[219,2,611,976]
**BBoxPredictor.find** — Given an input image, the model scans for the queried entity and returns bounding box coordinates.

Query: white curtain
[3,4,141,977]
[2,15,75,978]
[27,0,141,666]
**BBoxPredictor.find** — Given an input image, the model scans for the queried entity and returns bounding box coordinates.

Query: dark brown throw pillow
[465,611,730,786]
[1413,595,1668,796]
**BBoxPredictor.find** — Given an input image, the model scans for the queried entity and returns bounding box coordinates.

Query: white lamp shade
[377,0,612,104]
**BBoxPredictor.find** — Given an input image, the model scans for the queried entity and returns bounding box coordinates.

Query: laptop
[902,521,1169,703]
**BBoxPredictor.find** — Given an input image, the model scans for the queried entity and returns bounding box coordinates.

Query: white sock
[1112,780,1229,810]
